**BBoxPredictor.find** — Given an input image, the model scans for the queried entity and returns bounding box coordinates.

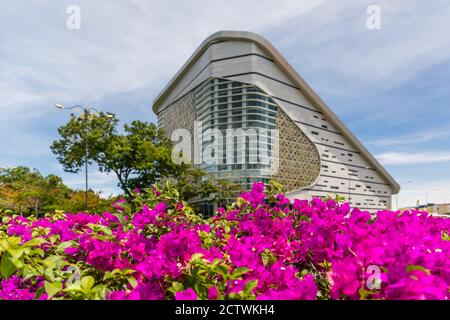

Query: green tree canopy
[51,112,235,204]
[0,166,118,215]
[0,166,71,215]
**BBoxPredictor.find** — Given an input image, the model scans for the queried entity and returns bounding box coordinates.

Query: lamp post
[55,104,113,211]
[396,181,413,211]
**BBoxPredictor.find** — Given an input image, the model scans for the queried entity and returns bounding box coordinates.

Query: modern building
[153,31,400,211]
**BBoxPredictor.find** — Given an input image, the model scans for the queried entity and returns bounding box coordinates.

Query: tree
[0,166,118,215]
[0,166,71,215]
[63,190,118,213]
[51,113,239,205]
[166,166,241,205]
[51,113,182,199]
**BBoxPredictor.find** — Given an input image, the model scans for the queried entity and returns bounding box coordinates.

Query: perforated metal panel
[271,108,321,190]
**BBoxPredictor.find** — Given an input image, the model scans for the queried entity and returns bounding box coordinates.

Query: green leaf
[0,255,16,279]
[34,286,45,300]
[171,281,184,293]
[42,255,65,269]
[31,248,45,258]
[243,280,258,295]
[190,253,204,261]
[228,292,241,300]
[8,247,27,260]
[300,269,310,277]
[81,276,95,291]
[230,267,249,279]
[113,213,126,225]
[45,281,62,299]
[407,265,431,275]
[442,231,450,241]
[23,238,46,248]
[57,241,76,252]
[359,287,371,300]
[127,276,137,289]
[215,264,230,279]
[261,249,277,267]
[87,224,113,236]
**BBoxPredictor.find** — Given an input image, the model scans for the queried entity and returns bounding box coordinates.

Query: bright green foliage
[0,166,71,215]
[51,113,241,203]
[0,166,117,215]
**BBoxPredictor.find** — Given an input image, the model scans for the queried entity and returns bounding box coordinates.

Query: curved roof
[152,31,400,194]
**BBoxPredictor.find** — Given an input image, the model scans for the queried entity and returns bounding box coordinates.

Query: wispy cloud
[376,151,450,165]
[0,0,326,120]
[282,0,450,93]
[1,0,450,202]
[369,127,450,147]
[61,170,119,196]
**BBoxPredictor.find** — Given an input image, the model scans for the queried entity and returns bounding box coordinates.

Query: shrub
[0,182,449,300]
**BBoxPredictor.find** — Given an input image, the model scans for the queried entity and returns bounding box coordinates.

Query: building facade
[402,203,450,216]
[153,31,400,211]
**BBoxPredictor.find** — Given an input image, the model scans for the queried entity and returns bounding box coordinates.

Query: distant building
[402,203,450,216]
[153,31,399,212]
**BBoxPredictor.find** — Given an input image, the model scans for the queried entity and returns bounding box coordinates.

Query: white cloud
[0,130,51,156]
[376,151,450,165]
[0,0,327,120]
[370,127,450,147]
[1,0,450,203]
[61,170,119,196]
[1,0,450,122]
[280,0,450,95]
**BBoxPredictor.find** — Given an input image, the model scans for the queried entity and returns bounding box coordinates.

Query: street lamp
[54,104,113,211]
[396,181,413,211]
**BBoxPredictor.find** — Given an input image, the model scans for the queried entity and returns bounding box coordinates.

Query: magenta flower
[208,286,219,300]
[112,198,127,211]
[175,288,197,300]
[1,182,449,300]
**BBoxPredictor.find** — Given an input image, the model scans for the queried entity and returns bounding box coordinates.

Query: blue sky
[1,0,450,208]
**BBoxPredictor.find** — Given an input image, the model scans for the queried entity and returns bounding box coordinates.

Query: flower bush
[0,182,449,300]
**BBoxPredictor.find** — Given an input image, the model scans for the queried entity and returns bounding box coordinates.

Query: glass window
[193,78,279,193]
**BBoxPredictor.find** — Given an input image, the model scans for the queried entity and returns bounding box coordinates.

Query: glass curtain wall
[194,78,278,191]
